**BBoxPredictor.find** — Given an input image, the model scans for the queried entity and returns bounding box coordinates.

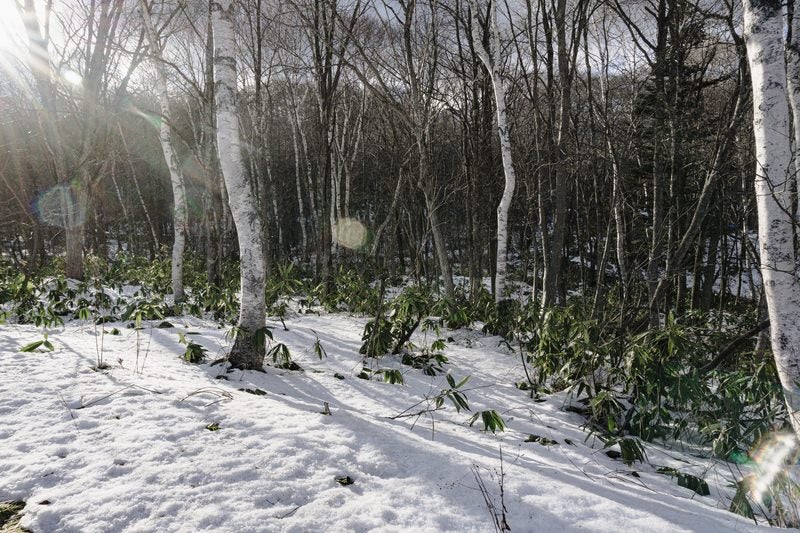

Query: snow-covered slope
[0,313,770,532]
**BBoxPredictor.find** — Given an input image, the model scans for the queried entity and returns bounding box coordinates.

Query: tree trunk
[470,0,517,304]
[212,0,267,370]
[118,123,160,255]
[788,0,800,187]
[743,0,800,437]
[541,0,575,308]
[65,224,85,280]
[289,110,309,258]
[417,138,455,299]
[371,169,405,257]
[139,0,188,303]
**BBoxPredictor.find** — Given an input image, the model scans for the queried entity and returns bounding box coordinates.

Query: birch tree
[743,0,800,437]
[138,0,188,303]
[468,0,516,304]
[212,0,267,369]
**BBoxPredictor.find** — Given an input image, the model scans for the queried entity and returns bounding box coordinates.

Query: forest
[1,0,800,531]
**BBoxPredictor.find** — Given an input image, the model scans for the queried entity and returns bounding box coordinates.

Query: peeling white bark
[743,0,800,437]
[139,0,188,303]
[212,0,266,370]
[469,0,517,303]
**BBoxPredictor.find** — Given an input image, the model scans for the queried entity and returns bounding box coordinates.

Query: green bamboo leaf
[20,340,44,352]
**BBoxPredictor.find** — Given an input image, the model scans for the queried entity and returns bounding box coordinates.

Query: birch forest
[3,0,800,529]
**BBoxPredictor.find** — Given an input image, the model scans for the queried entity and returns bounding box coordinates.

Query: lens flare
[34,184,85,229]
[749,432,799,503]
[332,217,367,250]
[127,103,162,129]
[60,69,82,86]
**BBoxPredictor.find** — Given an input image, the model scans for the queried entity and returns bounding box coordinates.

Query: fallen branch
[700,319,770,374]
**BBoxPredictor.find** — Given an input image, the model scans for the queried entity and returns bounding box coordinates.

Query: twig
[700,319,770,374]
[58,392,78,429]
[179,387,233,403]
[78,384,163,409]
[472,447,512,532]
[277,506,301,519]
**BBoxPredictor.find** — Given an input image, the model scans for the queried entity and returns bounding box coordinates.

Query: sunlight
[0,2,83,97]
[60,68,82,86]
[0,0,799,529]
[332,217,368,250]
[127,102,163,129]
[0,1,26,56]
[749,432,799,503]
[33,183,86,229]
[0,1,38,101]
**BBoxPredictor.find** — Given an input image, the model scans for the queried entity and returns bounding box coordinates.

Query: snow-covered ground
[0,312,772,532]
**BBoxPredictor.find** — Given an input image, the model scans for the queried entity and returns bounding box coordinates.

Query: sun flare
[0,1,26,55]
[0,0,30,96]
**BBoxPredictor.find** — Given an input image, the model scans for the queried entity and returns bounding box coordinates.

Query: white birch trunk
[289,113,309,255]
[212,0,267,370]
[139,0,188,303]
[470,0,517,303]
[744,0,800,437]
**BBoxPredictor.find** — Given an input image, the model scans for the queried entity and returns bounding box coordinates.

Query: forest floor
[0,307,774,532]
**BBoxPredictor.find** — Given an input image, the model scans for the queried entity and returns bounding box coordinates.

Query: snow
[0,311,772,532]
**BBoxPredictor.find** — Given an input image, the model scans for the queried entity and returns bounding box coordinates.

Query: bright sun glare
[0,2,84,96]
[0,2,26,54]
[0,1,30,95]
